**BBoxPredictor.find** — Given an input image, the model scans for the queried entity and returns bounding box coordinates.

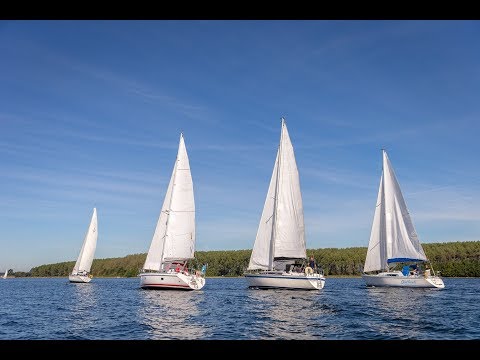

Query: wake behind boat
[69,207,98,283]
[139,133,206,291]
[244,118,325,291]
[362,150,444,289]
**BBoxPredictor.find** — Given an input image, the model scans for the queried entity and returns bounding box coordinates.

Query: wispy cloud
[302,167,377,189]
[412,194,480,222]
[1,166,167,198]
[2,35,211,121]
[66,61,211,121]
[0,115,178,150]
[245,119,283,134]
[0,141,58,157]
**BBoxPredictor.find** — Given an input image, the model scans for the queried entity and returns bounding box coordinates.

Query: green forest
[14,240,480,278]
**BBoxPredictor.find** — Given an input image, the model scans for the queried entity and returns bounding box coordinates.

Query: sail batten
[364,150,427,273]
[248,118,306,271]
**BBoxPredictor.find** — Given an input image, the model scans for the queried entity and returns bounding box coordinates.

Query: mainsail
[72,207,98,274]
[143,133,195,271]
[364,150,427,273]
[248,118,306,271]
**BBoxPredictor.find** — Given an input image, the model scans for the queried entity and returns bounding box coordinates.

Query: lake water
[1,277,479,341]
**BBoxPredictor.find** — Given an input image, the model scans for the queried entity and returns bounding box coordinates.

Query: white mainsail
[143,133,195,271]
[72,207,98,274]
[3,269,7,279]
[364,150,427,273]
[248,118,306,271]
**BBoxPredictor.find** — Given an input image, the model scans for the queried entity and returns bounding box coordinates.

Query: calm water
[0,277,479,340]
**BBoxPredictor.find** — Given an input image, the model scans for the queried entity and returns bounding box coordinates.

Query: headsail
[72,207,98,274]
[143,133,195,271]
[248,118,306,270]
[364,150,427,273]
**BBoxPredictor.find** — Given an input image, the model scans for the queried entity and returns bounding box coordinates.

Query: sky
[1,20,480,272]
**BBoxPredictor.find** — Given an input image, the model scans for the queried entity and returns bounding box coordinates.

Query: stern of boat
[177,272,205,290]
[425,276,445,289]
[310,275,326,290]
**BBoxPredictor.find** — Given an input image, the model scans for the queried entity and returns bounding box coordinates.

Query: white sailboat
[244,118,326,290]
[69,207,98,283]
[3,269,7,279]
[139,133,206,291]
[362,150,445,289]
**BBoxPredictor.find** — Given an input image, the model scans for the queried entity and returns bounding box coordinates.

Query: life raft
[305,266,313,275]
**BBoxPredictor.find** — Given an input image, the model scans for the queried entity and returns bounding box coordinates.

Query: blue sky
[1,20,480,272]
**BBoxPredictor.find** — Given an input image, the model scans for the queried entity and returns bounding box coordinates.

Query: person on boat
[305,255,317,275]
[424,264,431,277]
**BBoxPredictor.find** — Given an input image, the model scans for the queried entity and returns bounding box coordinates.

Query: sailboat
[69,207,98,283]
[3,269,7,279]
[139,133,206,291]
[244,118,326,290]
[362,150,445,289]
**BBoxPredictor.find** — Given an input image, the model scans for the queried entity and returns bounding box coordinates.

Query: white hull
[140,271,205,290]
[245,272,325,290]
[69,274,92,283]
[362,272,445,289]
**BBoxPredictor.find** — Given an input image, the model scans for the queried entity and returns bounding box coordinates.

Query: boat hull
[362,273,445,289]
[69,274,92,283]
[140,272,205,290]
[245,272,325,290]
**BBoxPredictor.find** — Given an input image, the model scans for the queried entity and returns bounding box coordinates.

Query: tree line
[14,240,480,278]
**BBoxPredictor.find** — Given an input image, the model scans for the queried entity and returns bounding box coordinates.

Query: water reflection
[246,289,322,339]
[364,286,435,339]
[68,282,98,339]
[138,290,205,339]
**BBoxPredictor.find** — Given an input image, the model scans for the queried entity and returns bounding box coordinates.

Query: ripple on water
[0,277,479,340]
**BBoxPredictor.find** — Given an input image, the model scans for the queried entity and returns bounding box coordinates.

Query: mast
[380,149,387,271]
[159,133,182,269]
[268,118,284,270]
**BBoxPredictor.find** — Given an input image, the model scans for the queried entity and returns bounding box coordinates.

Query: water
[0,277,479,340]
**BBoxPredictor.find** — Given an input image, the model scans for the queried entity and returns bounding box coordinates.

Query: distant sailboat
[244,118,326,290]
[3,269,7,279]
[362,150,445,289]
[139,133,206,290]
[69,207,98,283]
